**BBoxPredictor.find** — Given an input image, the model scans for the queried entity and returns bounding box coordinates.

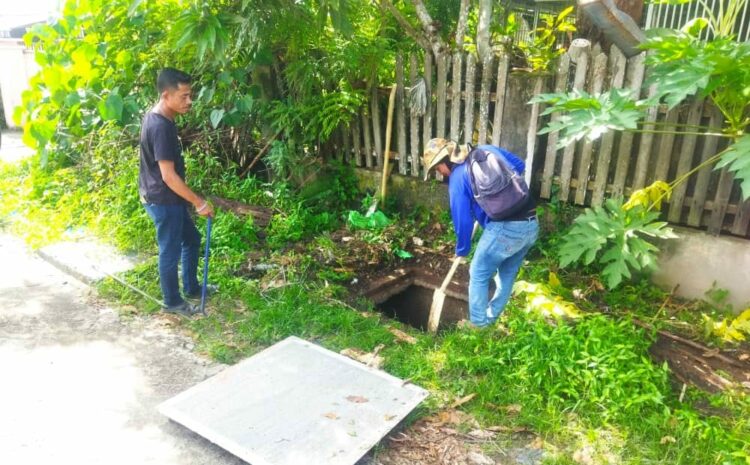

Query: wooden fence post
[463,53,477,144]
[450,52,464,141]
[371,83,383,167]
[687,109,721,227]
[667,98,705,223]
[610,52,647,199]
[410,53,421,177]
[396,53,408,175]
[491,54,509,147]
[591,46,627,206]
[477,55,494,144]
[559,44,590,202]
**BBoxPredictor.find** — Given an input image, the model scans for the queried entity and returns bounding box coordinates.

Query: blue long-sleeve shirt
[449,145,526,257]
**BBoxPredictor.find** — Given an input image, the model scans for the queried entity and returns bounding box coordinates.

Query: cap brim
[423,153,449,181]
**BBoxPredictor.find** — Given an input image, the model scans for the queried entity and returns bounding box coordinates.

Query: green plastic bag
[347,210,391,230]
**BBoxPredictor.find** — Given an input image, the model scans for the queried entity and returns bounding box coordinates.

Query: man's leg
[487,220,539,322]
[180,206,202,297]
[144,204,184,307]
[468,223,504,327]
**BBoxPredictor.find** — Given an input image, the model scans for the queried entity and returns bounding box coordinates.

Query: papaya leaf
[715,134,750,200]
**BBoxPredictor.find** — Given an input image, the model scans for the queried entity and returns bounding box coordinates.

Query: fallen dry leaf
[323,412,339,420]
[739,353,749,361]
[450,393,477,409]
[702,348,720,358]
[340,348,384,369]
[384,414,397,421]
[467,450,494,465]
[389,327,417,344]
[434,409,478,428]
[487,425,530,434]
[501,404,522,414]
[468,429,496,440]
[530,436,544,449]
[660,435,677,444]
[346,395,369,403]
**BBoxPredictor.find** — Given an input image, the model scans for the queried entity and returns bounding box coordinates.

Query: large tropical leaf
[533,89,645,148]
[716,133,750,199]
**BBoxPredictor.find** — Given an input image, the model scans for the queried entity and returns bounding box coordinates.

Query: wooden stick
[241,130,282,177]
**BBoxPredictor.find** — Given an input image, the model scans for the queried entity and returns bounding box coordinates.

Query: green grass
[2,133,749,465]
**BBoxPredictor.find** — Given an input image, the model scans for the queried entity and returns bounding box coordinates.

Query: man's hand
[454,255,467,265]
[194,198,214,217]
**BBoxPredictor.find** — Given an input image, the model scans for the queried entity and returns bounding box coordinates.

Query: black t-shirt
[138,111,187,205]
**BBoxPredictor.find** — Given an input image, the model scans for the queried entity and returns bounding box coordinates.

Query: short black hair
[157,68,192,93]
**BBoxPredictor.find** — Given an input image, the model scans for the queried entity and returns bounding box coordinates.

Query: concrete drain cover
[158,336,429,465]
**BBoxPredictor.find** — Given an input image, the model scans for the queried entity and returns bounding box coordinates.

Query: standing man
[139,68,214,316]
[422,138,538,328]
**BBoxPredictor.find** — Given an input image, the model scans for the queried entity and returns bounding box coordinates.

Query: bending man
[422,138,538,328]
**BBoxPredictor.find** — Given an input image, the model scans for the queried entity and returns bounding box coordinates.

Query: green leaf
[558,198,674,289]
[682,17,709,36]
[210,109,225,129]
[98,94,123,121]
[533,89,645,147]
[716,134,750,199]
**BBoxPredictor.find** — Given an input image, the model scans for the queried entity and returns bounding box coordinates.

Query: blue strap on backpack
[466,144,529,220]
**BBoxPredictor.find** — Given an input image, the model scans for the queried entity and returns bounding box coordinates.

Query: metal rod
[95,266,166,308]
[200,216,213,315]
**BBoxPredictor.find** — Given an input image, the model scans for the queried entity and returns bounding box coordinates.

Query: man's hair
[157,68,192,93]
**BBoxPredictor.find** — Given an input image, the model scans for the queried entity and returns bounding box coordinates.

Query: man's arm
[158,160,214,216]
[449,171,475,257]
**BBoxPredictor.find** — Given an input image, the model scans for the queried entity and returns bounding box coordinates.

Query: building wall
[0,39,39,128]
[652,227,750,313]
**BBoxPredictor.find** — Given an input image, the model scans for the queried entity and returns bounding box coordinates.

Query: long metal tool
[90,263,166,308]
[200,216,213,315]
[427,221,479,332]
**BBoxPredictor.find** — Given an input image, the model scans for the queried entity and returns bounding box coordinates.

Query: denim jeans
[144,203,202,307]
[468,219,539,326]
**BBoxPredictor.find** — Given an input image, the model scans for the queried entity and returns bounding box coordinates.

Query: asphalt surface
[0,232,245,465]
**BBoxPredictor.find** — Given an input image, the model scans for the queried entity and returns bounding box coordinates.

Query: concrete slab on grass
[158,336,429,465]
[37,239,139,284]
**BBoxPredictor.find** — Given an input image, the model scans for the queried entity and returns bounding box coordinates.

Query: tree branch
[410,0,448,56]
[455,0,470,50]
[376,0,432,51]
[477,0,493,62]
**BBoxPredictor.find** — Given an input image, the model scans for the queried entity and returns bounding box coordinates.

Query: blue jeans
[468,219,539,326]
[144,203,202,307]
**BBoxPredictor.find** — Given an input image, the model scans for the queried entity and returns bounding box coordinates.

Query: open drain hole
[376,284,467,331]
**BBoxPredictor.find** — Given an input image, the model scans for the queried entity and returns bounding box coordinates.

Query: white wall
[0,38,39,128]
[653,227,750,313]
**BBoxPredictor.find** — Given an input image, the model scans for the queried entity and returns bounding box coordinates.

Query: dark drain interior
[376,284,467,331]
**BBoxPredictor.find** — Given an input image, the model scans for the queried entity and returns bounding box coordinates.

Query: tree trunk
[477,0,493,63]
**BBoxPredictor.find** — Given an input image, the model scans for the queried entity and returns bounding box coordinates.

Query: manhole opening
[376,283,467,331]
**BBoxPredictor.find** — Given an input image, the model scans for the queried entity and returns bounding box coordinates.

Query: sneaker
[456,319,482,330]
[163,301,201,317]
[187,284,219,300]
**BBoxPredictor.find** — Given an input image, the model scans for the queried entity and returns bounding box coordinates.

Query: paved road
[0,233,244,465]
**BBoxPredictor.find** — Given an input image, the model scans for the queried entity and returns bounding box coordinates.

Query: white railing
[644,0,750,41]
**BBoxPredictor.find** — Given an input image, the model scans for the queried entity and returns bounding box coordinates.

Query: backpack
[466,145,529,220]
